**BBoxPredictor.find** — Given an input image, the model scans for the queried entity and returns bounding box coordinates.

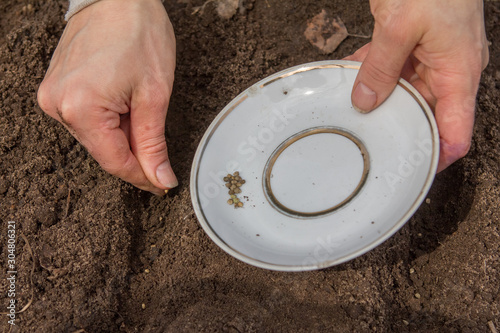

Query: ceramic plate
[190,60,439,271]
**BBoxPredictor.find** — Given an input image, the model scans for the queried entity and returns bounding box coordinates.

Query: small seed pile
[224,171,246,208]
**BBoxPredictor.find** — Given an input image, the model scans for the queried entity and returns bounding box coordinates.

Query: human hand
[37,0,177,195]
[346,0,489,172]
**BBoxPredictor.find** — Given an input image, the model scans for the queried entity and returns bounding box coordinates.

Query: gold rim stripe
[263,126,370,218]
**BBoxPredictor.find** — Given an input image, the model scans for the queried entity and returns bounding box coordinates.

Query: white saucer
[190,60,439,271]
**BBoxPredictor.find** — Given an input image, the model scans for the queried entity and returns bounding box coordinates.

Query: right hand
[38,0,178,195]
[346,0,489,172]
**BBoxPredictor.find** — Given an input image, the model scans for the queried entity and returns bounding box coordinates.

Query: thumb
[130,91,178,190]
[352,8,420,113]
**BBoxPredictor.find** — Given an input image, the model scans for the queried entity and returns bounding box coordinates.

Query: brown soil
[1,0,499,332]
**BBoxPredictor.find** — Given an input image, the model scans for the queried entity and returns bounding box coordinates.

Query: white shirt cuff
[65,0,102,21]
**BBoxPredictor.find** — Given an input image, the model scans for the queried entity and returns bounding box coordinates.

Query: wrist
[65,0,165,21]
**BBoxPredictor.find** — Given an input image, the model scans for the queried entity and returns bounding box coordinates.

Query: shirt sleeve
[65,0,101,21]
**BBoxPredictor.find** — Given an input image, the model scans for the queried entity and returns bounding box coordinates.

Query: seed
[223,177,229,182]
[233,171,239,176]
[234,188,241,194]
[230,194,237,199]
[235,176,241,181]
[228,190,234,195]
[230,185,236,190]
[142,304,146,309]
[231,180,237,184]
[145,269,150,273]
[227,199,234,205]
[409,268,415,274]
[236,182,242,187]
[225,183,231,188]
[237,202,243,207]
[414,293,421,299]
[241,180,246,184]
[233,198,240,204]
[226,174,232,178]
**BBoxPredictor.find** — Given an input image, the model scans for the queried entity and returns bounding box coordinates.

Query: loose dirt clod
[192,0,240,19]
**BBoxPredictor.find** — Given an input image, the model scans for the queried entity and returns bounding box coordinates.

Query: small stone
[409,268,415,274]
[142,303,146,309]
[417,233,422,237]
[145,269,150,273]
[414,293,421,299]
[148,246,160,261]
[403,320,409,326]
[425,198,431,204]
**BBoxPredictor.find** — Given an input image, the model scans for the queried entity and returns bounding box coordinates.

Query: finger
[343,43,371,62]
[351,7,422,113]
[64,103,165,195]
[400,58,437,109]
[86,114,165,195]
[120,113,131,142]
[434,87,477,173]
[130,87,178,190]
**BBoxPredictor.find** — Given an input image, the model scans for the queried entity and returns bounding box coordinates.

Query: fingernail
[352,82,377,113]
[156,161,178,189]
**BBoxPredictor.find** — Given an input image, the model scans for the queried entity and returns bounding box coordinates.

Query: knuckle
[139,89,170,111]
[145,95,168,112]
[136,134,167,157]
[58,98,79,125]
[37,80,54,113]
[372,1,403,28]
[362,59,400,85]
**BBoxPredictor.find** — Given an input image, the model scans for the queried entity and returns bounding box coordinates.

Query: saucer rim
[190,60,439,271]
